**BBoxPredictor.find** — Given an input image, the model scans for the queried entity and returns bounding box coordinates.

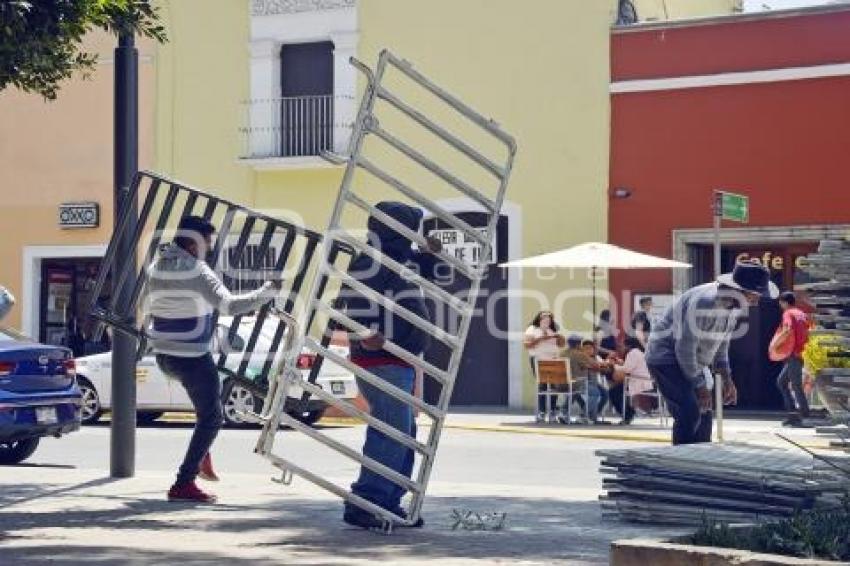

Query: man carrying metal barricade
[337,201,443,530]
[145,215,282,502]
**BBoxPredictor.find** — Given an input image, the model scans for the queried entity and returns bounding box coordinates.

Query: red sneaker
[167,481,217,503]
[198,453,220,482]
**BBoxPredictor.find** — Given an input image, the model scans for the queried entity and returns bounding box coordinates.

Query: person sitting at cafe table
[609,337,654,425]
[564,338,609,424]
[524,311,567,421]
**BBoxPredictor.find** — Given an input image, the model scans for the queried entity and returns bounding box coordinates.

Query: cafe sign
[735,251,807,272]
[59,202,99,229]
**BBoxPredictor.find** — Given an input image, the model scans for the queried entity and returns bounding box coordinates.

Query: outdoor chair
[535,358,590,424]
[623,374,668,427]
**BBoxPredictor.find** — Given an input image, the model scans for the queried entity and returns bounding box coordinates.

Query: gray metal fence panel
[251,49,516,532]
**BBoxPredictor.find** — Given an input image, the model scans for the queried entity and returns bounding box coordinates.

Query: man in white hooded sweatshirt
[146,215,280,502]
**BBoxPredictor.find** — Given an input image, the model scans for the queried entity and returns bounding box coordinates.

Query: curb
[149,414,836,450]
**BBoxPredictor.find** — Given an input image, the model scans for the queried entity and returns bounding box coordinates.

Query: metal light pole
[111,30,139,478]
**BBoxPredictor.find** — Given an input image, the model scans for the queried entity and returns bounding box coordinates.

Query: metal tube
[296,377,431,455]
[216,216,258,368]
[357,156,487,254]
[411,161,507,519]
[369,124,496,213]
[382,50,517,152]
[377,86,505,179]
[251,309,300,422]
[304,337,442,419]
[111,30,139,479]
[202,197,217,220]
[205,209,235,271]
[311,299,451,385]
[330,225,471,315]
[89,172,143,318]
[258,238,322,383]
[106,179,162,317]
[236,227,294,378]
[279,412,421,493]
[323,262,460,349]
[131,169,322,240]
[343,191,481,282]
[266,454,412,527]
[121,183,178,312]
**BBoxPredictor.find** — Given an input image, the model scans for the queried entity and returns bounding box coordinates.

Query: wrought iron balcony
[239,95,353,163]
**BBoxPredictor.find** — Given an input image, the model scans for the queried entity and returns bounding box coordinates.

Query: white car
[74,317,357,427]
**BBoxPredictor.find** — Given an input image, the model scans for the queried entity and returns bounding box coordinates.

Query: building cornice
[252,0,355,17]
[612,2,850,34]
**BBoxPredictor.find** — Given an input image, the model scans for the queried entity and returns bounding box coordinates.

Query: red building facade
[608,6,850,409]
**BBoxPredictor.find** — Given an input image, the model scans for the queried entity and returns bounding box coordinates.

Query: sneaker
[198,453,220,482]
[555,414,570,425]
[535,412,546,423]
[782,415,803,427]
[167,481,217,503]
[343,508,392,532]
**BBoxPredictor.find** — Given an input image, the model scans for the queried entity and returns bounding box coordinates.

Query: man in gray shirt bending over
[646,261,777,445]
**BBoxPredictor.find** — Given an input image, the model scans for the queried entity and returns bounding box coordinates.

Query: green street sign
[717,191,749,223]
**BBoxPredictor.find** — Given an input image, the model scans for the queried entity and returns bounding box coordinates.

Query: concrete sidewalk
[435,411,835,449]
[0,466,674,565]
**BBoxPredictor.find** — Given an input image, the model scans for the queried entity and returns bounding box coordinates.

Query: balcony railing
[239,95,353,161]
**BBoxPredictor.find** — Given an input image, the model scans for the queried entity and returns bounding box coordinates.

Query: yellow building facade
[0,0,736,407]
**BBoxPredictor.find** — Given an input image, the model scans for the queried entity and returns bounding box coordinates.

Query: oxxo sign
[735,251,806,272]
[59,202,99,229]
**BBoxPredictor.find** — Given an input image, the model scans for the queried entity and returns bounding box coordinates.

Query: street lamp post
[111,30,139,478]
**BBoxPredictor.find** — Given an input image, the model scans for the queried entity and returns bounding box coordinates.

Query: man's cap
[716,260,779,299]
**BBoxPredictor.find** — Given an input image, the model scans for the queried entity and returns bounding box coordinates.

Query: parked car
[74,317,357,427]
[0,326,81,464]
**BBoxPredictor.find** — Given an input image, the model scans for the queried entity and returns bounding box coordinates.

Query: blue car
[0,326,82,464]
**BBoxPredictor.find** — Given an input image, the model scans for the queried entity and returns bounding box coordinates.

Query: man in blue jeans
[339,202,442,529]
[146,216,280,502]
[646,261,777,445]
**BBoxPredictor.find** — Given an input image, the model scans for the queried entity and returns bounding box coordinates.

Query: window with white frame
[243,1,358,163]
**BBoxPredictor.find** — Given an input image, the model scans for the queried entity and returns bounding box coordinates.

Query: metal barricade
[251,50,517,532]
[87,170,330,389]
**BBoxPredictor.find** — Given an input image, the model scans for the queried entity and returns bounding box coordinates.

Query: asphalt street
[30,420,633,491]
[0,421,675,564]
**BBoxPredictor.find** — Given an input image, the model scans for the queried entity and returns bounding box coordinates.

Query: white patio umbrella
[499,242,691,327]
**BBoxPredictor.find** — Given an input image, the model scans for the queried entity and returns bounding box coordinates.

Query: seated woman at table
[609,337,654,425]
[524,311,566,421]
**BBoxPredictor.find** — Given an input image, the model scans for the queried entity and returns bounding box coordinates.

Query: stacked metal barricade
[797,238,850,451]
[597,443,850,525]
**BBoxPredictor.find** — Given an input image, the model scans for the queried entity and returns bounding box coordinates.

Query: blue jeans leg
[350,364,415,511]
[586,382,608,421]
[156,353,223,485]
[777,356,809,417]
[649,362,712,445]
